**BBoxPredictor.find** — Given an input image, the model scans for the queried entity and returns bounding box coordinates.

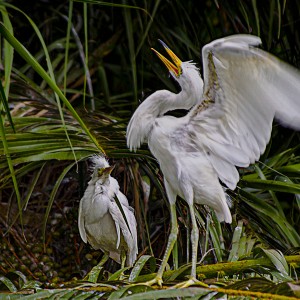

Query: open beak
[151,40,182,77]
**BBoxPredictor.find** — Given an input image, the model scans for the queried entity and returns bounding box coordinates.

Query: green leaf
[261,249,292,280]
[0,5,14,98]
[117,287,211,300]
[108,285,154,300]
[0,72,15,131]
[165,263,191,281]
[228,220,244,262]
[85,265,105,283]
[20,280,42,290]
[128,255,157,282]
[0,22,103,153]
[0,276,17,292]
[239,189,300,247]
[240,178,300,194]
[108,267,130,281]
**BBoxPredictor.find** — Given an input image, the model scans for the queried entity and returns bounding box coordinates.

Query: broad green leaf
[108,267,130,281]
[85,265,105,283]
[239,189,300,247]
[20,280,42,290]
[108,285,154,300]
[261,249,292,279]
[0,276,17,292]
[128,255,157,282]
[117,286,211,300]
[228,220,243,262]
[165,263,191,281]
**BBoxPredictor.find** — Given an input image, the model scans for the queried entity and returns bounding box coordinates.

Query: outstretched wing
[188,34,300,190]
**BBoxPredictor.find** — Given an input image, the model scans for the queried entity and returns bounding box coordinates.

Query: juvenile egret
[78,156,138,268]
[127,35,300,286]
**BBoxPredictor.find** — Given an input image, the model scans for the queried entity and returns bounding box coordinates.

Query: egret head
[151,40,183,80]
[151,40,201,91]
[97,165,115,183]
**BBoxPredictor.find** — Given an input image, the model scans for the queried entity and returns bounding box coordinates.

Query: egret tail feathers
[215,201,232,224]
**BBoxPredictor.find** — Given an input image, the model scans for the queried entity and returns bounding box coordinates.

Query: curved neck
[127,66,203,151]
[146,64,204,118]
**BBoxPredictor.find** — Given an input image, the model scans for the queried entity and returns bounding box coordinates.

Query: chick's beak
[97,165,115,178]
[103,165,115,175]
[151,40,182,77]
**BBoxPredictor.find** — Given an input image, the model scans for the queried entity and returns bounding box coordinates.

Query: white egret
[78,156,138,268]
[127,35,300,287]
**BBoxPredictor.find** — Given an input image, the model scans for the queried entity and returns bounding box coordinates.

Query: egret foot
[171,276,208,289]
[119,272,126,281]
[141,275,163,287]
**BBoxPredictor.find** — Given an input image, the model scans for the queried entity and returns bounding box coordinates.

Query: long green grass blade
[64,0,73,95]
[0,92,23,228]
[251,0,260,36]
[240,178,300,194]
[123,2,137,106]
[0,22,103,154]
[1,3,81,164]
[0,5,13,98]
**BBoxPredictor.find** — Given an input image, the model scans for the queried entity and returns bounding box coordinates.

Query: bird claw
[171,276,208,289]
[138,276,208,289]
[138,276,163,287]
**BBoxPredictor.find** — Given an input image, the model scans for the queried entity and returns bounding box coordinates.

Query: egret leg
[121,251,126,269]
[189,203,199,279]
[142,182,178,287]
[98,252,110,266]
[118,251,127,280]
[143,202,178,287]
[172,204,208,289]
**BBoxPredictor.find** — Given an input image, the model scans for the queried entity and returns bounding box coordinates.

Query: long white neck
[127,64,203,151]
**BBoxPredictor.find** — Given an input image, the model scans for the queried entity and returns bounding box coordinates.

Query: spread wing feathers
[184,34,300,190]
[109,191,138,266]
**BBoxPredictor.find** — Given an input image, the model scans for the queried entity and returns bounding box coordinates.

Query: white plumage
[127,35,300,286]
[78,156,138,267]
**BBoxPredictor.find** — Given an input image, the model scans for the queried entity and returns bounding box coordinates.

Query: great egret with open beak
[127,35,300,287]
[78,156,138,268]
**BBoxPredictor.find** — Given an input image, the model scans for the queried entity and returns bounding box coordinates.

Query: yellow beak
[151,40,182,77]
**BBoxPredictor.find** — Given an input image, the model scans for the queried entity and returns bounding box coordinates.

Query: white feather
[78,155,138,266]
[127,34,300,224]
